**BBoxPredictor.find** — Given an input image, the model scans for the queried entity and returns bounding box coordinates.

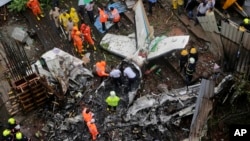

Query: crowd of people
[26,0,121,57]
[179,47,198,89]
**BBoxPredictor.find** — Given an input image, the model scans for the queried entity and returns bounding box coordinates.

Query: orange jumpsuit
[73,34,83,53]
[83,25,94,46]
[27,0,42,16]
[87,122,99,140]
[95,61,109,77]
[82,108,93,123]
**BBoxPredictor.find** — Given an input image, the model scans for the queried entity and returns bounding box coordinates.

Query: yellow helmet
[180,49,188,56]
[8,117,16,125]
[190,47,197,54]
[71,8,76,12]
[15,132,23,140]
[3,129,11,136]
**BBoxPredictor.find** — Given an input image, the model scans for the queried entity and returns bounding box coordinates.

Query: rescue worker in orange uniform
[110,7,120,29]
[87,119,99,141]
[69,7,80,26]
[71,26,79,42]
[82,107,94,123]
[26,0,44,21]
[95,60,109,82]
[83,24,96,50]
[98,7,108,31]
[73,31,84,56]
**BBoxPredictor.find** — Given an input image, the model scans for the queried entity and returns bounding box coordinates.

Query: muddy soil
[0,0,218,140]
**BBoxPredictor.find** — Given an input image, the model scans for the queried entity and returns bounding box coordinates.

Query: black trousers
[87,10,95,24]
[101,22,106,31]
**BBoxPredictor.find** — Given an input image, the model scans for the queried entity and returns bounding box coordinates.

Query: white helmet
[110,91,116,97]
[189,57,195,64]
[90,119,95,123]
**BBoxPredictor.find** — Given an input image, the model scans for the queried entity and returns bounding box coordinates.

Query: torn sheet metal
[0,0,11,7]
[32,48,93,94]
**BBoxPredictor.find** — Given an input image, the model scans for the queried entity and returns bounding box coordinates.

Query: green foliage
[8,0,28,12]
[230,76,250,104]
[40,0,51,10]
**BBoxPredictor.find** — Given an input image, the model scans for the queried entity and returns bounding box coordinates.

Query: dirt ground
[0,0,219,140]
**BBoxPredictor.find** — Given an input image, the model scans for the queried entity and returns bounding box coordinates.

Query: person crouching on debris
[82,107,94,123]
[87,119,99,141]
[185,57,196,88]
[110,65,122,87]
[27,0,44,21]
[179,49,189,73]
[2,129,13,141]
[189,47,198,64]
[95,61,109,82]
[49,7,60,28]
[110,7,120,30]
[105,91,120,112]
[59,11,70,30]
[14,131,31,141]
[83,24,97,50]
[69,7,80,26]
[73,31,84,56]
[123,64,137,91]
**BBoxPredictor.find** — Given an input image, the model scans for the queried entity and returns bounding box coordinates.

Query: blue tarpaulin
[94,1,127,33]
[0,0,11,7]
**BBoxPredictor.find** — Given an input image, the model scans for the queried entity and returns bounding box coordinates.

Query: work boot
[93,46,96,51]
[36,16,40,20]
[40,14,45,17]
[86,44,89,48]
[74,47,78,52]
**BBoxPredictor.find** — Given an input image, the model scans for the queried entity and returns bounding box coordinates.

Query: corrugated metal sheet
[242,32,250,50]
[198,14,219,33]
[220,21,243,44]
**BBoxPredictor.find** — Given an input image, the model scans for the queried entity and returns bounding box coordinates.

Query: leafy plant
[40,0,51,10]
[8,0,28,12]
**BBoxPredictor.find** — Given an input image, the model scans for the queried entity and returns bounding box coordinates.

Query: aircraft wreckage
[26,1,233,140]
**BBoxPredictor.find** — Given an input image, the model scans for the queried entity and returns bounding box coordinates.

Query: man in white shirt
[110,65,122,87]
[85,1,95,24]
[123,64,136,91]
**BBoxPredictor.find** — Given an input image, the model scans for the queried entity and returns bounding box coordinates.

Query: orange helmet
[76,31,81,36]
[73,26,78,31]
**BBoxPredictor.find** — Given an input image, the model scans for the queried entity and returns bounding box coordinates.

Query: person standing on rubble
[82,24,97,51]
[2,129,13,141]
[69,7,80,26]
[67,18,74,40]
[87,119,99,141]
[123,64,137,91]
[8,117,18,133]
[26,0,44,21]
[98,7,109,31]
[82,107,94,123]
[240,17,250,31]
[179,49,189,73]
[59,11,70,30]
[194,1,208,26]
[185,57,196,88]
[148,0,157,15]
[49,7,60,29]
[110,65,122,88]
[70,26,79,43]
[73,31,84,56]
[95,61,109,82]
[189,47,198,67]
[110,7,120,30]
[85,1,95,24]
[78,0,85,22]
[105,91,120,111]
